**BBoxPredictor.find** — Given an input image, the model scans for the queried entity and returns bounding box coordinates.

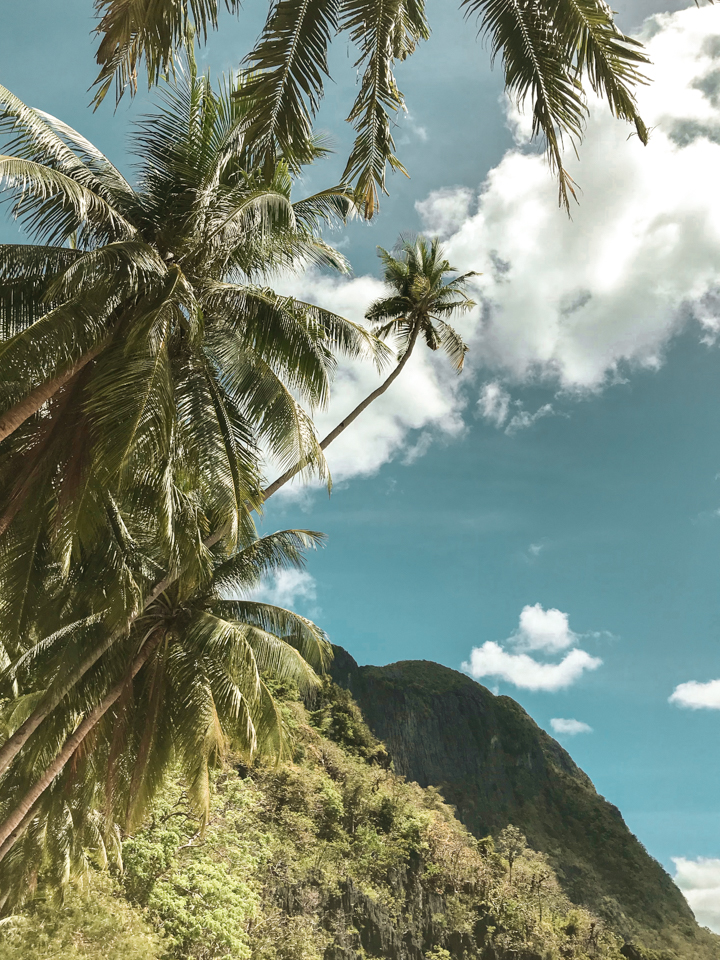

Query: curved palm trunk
[262,325,420,500]
[0,524,228,779]
[0,339,107,446]
[0,630,164,861]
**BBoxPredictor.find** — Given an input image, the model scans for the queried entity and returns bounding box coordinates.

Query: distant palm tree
[92,0,650,214]
[0,527,331,888]
[264,235,476,498]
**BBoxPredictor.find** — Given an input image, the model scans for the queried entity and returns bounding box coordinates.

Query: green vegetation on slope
[0,681,661,960]
[331,652,718,959]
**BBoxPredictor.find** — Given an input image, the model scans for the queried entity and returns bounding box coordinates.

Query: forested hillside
[330,649,718,958]
[1,680,693,960]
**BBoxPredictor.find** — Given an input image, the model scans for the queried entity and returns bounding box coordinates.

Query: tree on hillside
[264,235,477,498]
[92,0,650,213]
[0,526,331,895]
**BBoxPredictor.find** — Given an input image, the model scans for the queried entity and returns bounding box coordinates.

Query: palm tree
[264,235,476,498]
[91,0,650,214]
[0,526,331,890]
[0,61,384,784]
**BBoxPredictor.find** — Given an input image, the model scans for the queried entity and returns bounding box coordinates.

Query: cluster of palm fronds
[0,0,650,910]
[92,0,651,213]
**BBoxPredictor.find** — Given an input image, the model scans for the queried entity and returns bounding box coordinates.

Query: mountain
[330,648,718,959]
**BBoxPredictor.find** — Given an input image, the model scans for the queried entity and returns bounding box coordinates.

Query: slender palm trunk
[262,325,420,500]
[0,630,163,861]
[0,524,228,779]
[0,339,107,446]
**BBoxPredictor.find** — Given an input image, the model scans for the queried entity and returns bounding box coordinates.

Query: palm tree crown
[367,236,477,371]
[0,59,383,661]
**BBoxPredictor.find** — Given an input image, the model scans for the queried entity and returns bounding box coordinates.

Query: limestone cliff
[330,648,716,958]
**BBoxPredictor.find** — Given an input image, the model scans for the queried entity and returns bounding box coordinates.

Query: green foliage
[92,0,649,215]
[0,872,160,960]
[7,682,642,960]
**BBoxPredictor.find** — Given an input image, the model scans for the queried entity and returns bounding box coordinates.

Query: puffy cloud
[279,7,720,484]
[419,6,720,391]
[669,679,720,709]
[252,569,318,611]
[415,187,475,238]
[550,717,593,736]
[462,642,601,692]
[673,857,720,932]
[463,604,602,691]
[513,603,578,653]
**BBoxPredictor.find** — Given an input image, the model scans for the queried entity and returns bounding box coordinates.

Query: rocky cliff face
[330,648,714,957]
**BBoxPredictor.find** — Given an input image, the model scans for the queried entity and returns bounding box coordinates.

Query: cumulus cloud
[463,642,602,692]
[463,604,602,691]
[419,6,720,391]
[513,603,578,653]
[252,569,318,610]
[278,7,720,485]
[670,679,720,709]
[415,187,475,238]
[550,717,593,736]
[673,857,720,932]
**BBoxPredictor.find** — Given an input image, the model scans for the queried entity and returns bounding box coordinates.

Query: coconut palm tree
[264,235,476,498]
[0,60,385,783]
[0,525,331,890]
[91,0,650,214]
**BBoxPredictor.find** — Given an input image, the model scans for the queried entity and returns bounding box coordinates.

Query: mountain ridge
[329,646,718,958]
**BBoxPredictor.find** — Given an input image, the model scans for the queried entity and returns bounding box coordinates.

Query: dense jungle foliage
[0,681,685,960]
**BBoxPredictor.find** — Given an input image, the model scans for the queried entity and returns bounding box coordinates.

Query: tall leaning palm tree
[91,0,650,214]
[0,60,384,786]
[264,235,476,498]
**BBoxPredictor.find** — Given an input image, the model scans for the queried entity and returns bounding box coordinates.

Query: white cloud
[673,857,720,932]
[527,543,543,558]
[505,403,555,435]
[478,383,556,435]
[277,7,720,486]
[478,381,511,426]
[462,641,601,692]
[253,568,318,610]
[513,603,578,653]
[415,187,475,237]
[670,678,720,709]
[419,6,720,391]
[550,717,593,736]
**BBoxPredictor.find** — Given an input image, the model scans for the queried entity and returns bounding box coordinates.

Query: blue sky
[4,0,720,929]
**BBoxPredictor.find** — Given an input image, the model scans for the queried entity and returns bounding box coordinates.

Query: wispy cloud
[477,383,557,435]
[550,718,593,736]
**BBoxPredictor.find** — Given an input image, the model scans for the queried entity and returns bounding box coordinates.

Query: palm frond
[241,0,341,168]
